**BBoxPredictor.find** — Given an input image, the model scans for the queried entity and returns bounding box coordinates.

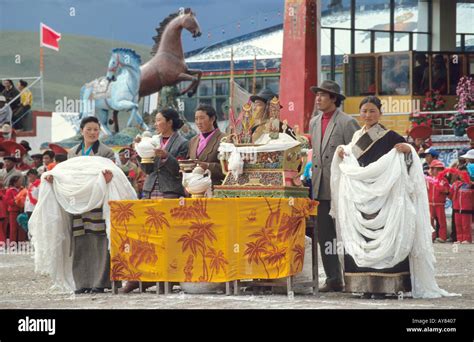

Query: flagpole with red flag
[39,23,62,109]
[39,41,44,109]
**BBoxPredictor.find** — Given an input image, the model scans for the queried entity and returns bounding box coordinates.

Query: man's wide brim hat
[1,124,11,133]
[0,141,26,158]
[19,140,31,152]
[310,80,346,100]
[48,143,68,156]
[460,149,474,160]
[409,126,432,140]
[3,156,18,162]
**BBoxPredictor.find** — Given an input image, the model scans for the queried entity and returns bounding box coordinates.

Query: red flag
[40,23,61,51]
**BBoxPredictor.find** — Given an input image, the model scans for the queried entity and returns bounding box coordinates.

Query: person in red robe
[426,160,450,242]
[4,175,25,242]
[0,176,7,243]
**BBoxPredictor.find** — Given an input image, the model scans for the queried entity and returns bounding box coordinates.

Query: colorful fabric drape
[110,198,317,282]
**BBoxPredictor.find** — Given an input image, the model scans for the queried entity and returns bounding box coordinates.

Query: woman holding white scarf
[332,96,455,299]
[44,116,115,294]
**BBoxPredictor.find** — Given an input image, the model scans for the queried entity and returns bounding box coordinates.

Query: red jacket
[0,189,7,219]
[450,181,463,210]
[451,181,474,212]
[426,176,450,206]
[5,187,21,212]
[459,186,474,211]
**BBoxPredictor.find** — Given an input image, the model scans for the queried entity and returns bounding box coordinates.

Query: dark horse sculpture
[110,8,202,133]
[139,7,202,97]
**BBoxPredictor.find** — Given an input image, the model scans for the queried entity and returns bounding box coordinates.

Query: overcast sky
[0,1,403,51]
[0,0,288,52]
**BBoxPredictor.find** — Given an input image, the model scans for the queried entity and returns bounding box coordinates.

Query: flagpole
[39,23,45,110]
[230,47,234,111]
[40,46,45,110]
[252,53,257,95]
[39,22,62,110]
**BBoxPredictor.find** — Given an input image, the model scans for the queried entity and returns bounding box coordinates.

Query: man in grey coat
[309,80,360,292]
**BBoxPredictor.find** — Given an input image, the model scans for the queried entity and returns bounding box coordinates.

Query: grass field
[0,31,152,112]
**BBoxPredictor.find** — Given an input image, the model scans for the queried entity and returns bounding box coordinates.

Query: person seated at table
[187,104,226,186]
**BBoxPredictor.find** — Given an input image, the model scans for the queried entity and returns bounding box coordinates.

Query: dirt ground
[0,242,472,309]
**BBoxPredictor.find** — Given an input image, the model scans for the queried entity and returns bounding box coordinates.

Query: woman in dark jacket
[124,108,188,293]
[141,108,189,199]
[187,104,226,186]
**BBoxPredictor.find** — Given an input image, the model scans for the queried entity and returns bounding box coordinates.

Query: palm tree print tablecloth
[110,198,317,282]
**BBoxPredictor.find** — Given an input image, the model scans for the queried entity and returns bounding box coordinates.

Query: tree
[145,207,170,234]
[206,247,228,281]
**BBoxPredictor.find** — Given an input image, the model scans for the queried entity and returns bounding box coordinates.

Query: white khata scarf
[29,156,137,292]
[330,143,459,299]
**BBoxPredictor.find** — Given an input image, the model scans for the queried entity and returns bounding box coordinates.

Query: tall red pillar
[279,0,318,133]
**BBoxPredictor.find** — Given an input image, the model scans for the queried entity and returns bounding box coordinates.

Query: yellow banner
[110,198,317,282]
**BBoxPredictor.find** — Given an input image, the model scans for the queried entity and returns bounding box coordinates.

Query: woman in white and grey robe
[332,96,455,299]
[336,97,412,299]
[45,116,115,294]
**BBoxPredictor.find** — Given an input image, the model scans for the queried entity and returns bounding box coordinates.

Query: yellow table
[109,197,318,294]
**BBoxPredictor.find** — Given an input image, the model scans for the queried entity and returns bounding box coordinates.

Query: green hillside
[0,31,152,112]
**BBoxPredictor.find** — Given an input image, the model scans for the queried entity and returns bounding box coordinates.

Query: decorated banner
[110,198,317,282]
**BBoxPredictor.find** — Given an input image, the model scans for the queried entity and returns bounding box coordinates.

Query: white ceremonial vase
[182,166,212,198]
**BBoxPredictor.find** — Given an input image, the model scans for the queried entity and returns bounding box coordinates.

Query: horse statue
[139,7,202,98]
[77,8,202,135]
[110,8,203,133]
[79,48,148,136]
